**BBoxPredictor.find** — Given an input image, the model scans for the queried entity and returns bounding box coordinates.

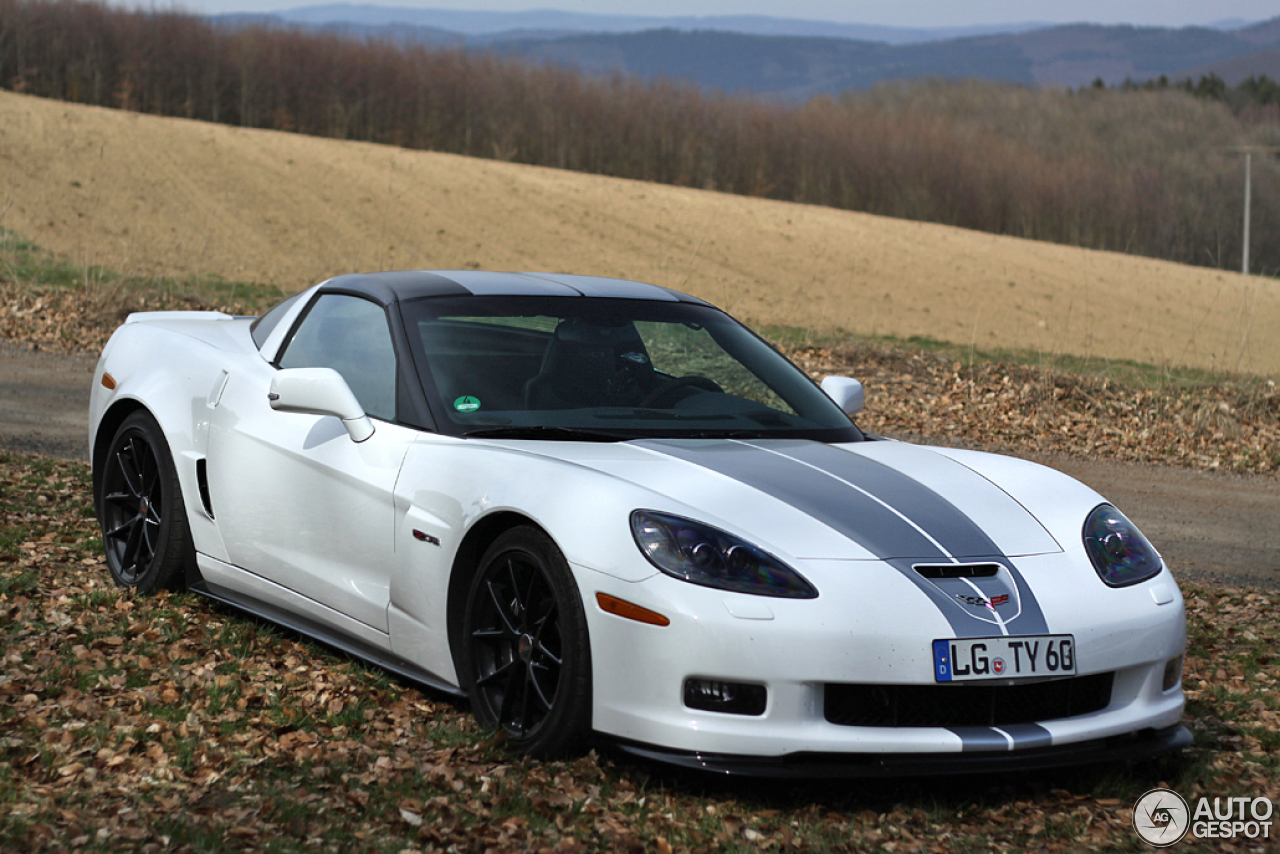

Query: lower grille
[824,672,1114,728]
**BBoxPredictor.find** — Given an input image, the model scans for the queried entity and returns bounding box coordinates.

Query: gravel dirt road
[3,341,1274,589]
[0,340,95,459]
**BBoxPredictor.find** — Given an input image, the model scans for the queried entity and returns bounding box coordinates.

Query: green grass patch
[758,322,1273,390]
[0,226,284,309]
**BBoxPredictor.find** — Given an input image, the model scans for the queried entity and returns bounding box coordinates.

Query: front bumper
[582,556,1188,763]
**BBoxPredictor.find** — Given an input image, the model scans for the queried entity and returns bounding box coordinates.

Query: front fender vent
[196,458,214,519]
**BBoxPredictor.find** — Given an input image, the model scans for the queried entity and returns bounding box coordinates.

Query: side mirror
[820,375,865,416]
[269,367,375,443]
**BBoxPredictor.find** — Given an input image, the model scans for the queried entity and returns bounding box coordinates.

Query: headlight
[630,510,818,599]
[1083,504,1162,587]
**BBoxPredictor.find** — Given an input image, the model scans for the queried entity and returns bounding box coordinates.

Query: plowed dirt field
[3,90,1278,376]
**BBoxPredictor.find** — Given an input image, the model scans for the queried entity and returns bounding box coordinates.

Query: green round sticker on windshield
[453,395,481,413]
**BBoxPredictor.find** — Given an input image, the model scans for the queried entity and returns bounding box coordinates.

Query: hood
[492,437,1074,637]
[508,438,1064,562]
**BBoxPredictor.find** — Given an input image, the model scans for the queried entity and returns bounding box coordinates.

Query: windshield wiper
[462,426,624,442]
[680,430,771,439]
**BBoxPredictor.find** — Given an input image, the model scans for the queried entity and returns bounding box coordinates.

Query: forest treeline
[1103,73,1280,124]
[2,0,1278,274]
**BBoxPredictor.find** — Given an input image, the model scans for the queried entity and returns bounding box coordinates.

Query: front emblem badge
[954,593,1010,609]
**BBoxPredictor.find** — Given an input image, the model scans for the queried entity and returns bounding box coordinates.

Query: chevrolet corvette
[88,271,1190,776]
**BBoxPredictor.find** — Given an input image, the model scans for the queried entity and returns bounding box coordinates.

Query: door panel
[207,371,414,632]
[206,292,412,635]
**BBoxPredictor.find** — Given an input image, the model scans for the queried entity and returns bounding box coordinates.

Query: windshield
[401,296,862,442]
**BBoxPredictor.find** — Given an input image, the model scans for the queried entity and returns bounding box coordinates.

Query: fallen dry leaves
[1,451,1278,853]
[0,282,260,353]
[786,343,1280,476]
[1,261,1278,850]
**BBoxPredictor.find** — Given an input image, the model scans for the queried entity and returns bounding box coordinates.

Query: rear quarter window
[250,292,304,350]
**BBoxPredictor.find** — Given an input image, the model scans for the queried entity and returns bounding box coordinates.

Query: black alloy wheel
[462,527,592,758]
[98,411,191,594]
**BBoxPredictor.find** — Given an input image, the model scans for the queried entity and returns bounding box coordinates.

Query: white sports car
[89,271,1190,776]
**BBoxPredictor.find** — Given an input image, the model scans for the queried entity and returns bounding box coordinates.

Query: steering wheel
[640,375,723,408]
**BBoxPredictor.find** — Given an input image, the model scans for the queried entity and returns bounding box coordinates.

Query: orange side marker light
[101,372,117,390]
[596,593,670,627]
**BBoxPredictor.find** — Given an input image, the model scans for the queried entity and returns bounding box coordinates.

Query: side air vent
[196,458,214,518]
[914,563,1000,579]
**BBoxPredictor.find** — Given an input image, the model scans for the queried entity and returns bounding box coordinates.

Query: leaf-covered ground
[3,229,1278,850]
[2,454,1278,853]
[785,345,1280,476]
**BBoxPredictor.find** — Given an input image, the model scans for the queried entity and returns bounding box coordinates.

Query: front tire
[461,526,592,758]
[97,411,192,594]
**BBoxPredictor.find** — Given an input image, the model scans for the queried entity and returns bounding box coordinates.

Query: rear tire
[460,526,593,758]
[97,411,192,594]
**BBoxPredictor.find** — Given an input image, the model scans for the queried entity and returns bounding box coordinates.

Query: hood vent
[914,563,1000,579]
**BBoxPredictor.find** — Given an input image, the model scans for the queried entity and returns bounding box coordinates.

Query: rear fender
[91,322,240,564]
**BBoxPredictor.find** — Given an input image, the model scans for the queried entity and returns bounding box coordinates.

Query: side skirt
[189,578,465,699]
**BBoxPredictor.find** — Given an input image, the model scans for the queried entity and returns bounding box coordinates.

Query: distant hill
[488,20,1280,95]
[1179,46,1280,85]
[270,5,1055,45]
[213,9,1280,96]
[490,30,1035,98]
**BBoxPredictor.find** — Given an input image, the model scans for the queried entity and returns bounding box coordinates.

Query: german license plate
[932,635,1076,682]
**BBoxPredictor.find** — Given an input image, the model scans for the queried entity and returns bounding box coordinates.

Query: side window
[279,295,397,421]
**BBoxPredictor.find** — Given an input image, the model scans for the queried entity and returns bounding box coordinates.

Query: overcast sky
[175,0,1277,27]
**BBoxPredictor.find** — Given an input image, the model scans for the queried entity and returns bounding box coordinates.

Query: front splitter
[610,724,1192,778]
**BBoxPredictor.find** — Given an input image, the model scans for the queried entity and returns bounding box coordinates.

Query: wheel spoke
[141,451,160,504]
[140,518,160,566]
[497,660,524,731]
[527,666,555,712]
[115,443,142,498]
[534,641,562,668]
[105,513,142,541]
[474,658,515,688]
[532,601,558,636]
[121,513,145,577]
[486,578,520,638]
[517,667,534,735]
[505,558,526,625]
[520,564,542,630]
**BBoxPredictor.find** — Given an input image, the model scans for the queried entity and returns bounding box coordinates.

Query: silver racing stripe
[998,723,1054,749]
[946,727,1013,751]
[947,723,1053,752]
[634,438,1050,637]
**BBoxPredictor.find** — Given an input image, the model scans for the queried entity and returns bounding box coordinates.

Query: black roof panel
[316,271,711,307]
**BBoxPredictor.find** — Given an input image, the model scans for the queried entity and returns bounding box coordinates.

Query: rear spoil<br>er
[88,270,1190,776]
